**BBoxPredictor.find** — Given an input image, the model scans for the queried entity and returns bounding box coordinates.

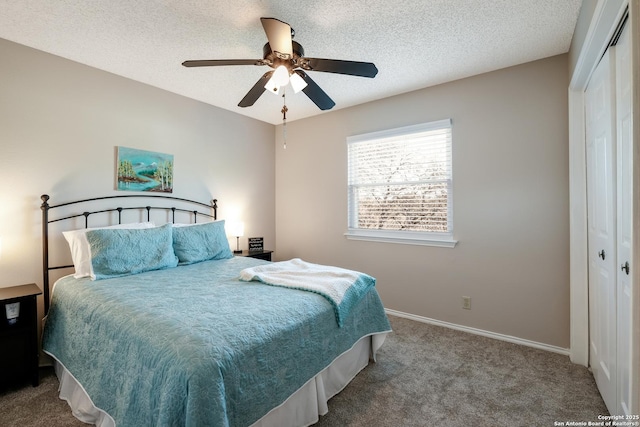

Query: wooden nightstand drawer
[236,250,273,261]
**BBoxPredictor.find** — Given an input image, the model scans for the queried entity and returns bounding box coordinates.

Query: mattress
[42,256,391,426]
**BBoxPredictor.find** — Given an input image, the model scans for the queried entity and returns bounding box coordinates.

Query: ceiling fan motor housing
[262,41,305,71]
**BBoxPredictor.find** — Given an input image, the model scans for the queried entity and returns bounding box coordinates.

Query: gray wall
[275,54,570,348]
[0,36,571,349]
[0,39,276,311]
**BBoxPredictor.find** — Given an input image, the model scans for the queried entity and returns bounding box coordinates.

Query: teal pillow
[172,220,233,265]
[86,223,178,280]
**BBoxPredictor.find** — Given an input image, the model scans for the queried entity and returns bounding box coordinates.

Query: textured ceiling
[0,0,582,125]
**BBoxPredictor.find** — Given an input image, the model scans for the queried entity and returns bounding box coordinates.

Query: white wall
[275,54,570,349]
[0,39,276,312]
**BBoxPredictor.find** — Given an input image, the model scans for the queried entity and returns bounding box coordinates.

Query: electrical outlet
[462,296,471,310]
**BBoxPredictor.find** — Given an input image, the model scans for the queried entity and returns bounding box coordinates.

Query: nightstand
[237,250,273,261]
[0,283,42,388]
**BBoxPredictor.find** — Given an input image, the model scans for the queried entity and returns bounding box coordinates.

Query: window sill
[344,229,458,248]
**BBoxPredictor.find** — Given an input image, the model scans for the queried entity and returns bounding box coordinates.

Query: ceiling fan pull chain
[281,92,288,149]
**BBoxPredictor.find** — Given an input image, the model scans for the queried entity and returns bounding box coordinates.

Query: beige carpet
[0,366,84,427]
[0,315,607,426]
[316,316,608,426]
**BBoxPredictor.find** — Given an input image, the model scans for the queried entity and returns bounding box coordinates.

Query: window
[346,119,456,247]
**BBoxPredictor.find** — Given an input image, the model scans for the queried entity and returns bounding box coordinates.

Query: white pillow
[63,222,155,278]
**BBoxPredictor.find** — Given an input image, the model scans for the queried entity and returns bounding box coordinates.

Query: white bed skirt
[52,332,388,427]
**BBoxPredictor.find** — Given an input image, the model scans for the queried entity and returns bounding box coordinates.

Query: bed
[39,194,392,427]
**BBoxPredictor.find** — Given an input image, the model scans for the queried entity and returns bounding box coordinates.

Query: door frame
[568,0,639,412]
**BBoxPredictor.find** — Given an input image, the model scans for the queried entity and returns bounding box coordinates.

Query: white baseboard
[385,308,570,356]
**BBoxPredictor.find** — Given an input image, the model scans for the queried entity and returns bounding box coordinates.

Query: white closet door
[585,47,617,414]
[615,22,633,416]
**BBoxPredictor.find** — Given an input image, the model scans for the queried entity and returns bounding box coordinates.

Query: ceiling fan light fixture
[289,72,308,93]
[264,75,281,95]
[264,65,289,95]
[273,65,290,86]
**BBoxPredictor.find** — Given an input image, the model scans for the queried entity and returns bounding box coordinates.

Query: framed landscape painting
[116,146,173,193]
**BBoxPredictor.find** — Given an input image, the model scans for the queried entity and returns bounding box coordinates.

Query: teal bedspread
[42,256,391,427]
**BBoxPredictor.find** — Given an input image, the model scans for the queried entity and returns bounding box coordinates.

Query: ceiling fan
[182,17,378,111]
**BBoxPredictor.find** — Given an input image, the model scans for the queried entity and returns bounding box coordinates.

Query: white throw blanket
[239,258,376,326]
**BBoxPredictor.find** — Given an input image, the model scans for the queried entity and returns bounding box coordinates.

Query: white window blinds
[347,119,455,246]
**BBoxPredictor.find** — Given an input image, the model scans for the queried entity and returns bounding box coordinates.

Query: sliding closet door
[585,47,617,414]
[615,21,633,416]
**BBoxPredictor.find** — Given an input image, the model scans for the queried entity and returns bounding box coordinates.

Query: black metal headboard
[40,194,218,314]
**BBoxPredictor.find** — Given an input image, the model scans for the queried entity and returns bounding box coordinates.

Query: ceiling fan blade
[302,58,378,78]
[295,70,336,110]
[182,59,264,67]
[238,71,273,107]
[260,17,293,58]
